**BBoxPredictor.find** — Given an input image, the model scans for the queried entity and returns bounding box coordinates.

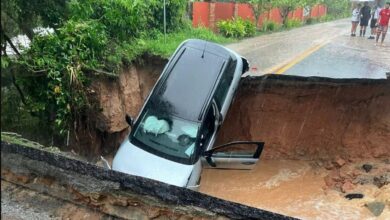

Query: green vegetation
[217,18,256,38]
[261,20,281,32]
[285,18,302,29]
[237,0,272,29]
[1,132,87,161]
[238,0,351,28]
[1,0,229,141]
[1,0,351,144]
[145,27,233,58]
[323,0,351,19]
[1,132,48,149]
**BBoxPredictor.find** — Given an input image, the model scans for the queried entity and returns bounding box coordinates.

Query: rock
[334,158,346,167]
[324,161,334,170]
[365,202,385,216]
[345,193,364,200]
[323,170,344,189]
[362,164,373,173]
[324,175,334,187]
[352,169,361,177]
[373,175,389,188]
[341,181,355,193]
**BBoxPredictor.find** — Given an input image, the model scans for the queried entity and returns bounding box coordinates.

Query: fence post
[209,1,216,31]
[234,2,239,18]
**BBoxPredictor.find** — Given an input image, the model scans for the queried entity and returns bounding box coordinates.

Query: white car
[112,39,264,190]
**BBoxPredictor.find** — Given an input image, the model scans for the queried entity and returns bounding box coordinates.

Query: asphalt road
[228,19,390,79]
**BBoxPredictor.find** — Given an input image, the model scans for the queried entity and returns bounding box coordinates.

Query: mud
[200,159,390,220]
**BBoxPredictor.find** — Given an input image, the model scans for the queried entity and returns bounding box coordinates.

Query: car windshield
[131,109,200,164]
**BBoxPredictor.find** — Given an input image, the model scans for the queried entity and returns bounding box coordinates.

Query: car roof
[149,39,235,122]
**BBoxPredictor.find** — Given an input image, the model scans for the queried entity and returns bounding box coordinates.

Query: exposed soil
[69,56,166,157]
[85,63,389,162]
[217,76,390,161]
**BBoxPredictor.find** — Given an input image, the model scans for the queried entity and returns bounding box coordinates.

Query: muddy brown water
[200,160,390,220]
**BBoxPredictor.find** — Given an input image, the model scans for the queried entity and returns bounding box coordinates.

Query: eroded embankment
[1,142,294,220]
[217,75,390,161]
[81,57,389,161]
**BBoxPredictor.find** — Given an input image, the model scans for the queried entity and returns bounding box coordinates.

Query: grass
[0,131,89,161]
[1,132,59,151]
[143,27,235,58]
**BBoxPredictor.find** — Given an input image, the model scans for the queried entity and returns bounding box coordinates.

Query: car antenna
[201,41,207,58]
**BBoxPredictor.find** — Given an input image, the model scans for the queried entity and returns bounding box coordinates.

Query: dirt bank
[217,76,390,161]
[81,57,389,161]
[70,56,166,157]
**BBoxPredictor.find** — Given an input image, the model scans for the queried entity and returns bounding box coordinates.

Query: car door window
[202,141,264,170]
[214,60,237,108]
[200,103,218,150]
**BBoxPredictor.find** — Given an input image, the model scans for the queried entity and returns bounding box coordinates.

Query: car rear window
[154,47,226,121]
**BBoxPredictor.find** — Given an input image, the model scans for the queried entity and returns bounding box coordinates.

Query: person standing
[376,2,390,46]
[351,4,361,37]
[359,2,371,37]
[368,5,381,39]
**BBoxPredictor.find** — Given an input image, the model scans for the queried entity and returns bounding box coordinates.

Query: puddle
[200,160,390,219]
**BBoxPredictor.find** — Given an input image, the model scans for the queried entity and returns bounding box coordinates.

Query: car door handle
[241,161,255,165]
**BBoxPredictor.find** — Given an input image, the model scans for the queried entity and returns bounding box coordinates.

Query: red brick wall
[237,3,254,21]
[192,2,209,27]
[193,2,327,28]
[215,2,235,22]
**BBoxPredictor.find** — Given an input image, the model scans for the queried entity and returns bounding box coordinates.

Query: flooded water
[200,160,390,220]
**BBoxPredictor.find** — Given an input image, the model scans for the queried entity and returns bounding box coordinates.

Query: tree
[271,0,307,25]
[321,0,350,18]
[239,0,273,29]
[1,0,68,41]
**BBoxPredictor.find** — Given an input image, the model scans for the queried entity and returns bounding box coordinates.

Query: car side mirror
[125,114,134,127]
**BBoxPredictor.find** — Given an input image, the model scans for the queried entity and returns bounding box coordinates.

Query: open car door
[201,141,264,170]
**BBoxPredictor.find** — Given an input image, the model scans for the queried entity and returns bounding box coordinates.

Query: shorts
[378,25,389,33]
[352,21,359,24]
[370,19,377,28]
[360,18,369,26]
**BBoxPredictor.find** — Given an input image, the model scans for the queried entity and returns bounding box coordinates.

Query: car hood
[112,139,194,187]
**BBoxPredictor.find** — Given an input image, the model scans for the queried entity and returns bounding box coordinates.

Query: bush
[217,18,255,38]
[11,0,190,135]
[285,18,302,29]
[243,19,256,37]
[305,17,317,25]
[144,27,232,58]
[261,20,280,32]
[319,15,334,22]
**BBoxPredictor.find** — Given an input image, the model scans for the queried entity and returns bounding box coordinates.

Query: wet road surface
[228,19,389,79]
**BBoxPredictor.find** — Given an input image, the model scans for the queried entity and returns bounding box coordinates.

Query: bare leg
[376,28,381,43]
[352,23,358,35]
[381,32,387,44]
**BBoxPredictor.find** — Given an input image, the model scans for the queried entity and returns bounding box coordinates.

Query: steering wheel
[177,134,195,147]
